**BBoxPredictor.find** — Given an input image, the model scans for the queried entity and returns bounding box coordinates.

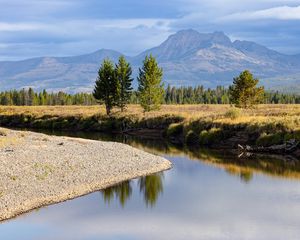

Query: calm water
[1,131,300,240]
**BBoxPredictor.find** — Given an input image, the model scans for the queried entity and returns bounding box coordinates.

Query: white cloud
[0,18,172,34]
[0,22,44,32]
[0,18,174,59]
[1,0,300,59]
[55,18,172,34]
[220,5,300,21]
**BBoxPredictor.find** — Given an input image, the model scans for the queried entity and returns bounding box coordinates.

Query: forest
[0,86,299,106]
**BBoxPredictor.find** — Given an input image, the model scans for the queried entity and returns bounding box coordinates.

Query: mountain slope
[141,30,300,88]
[136,29,232,62]
[0,30,299,92]
[0,49,124,92]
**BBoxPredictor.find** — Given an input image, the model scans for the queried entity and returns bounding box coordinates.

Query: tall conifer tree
[229,70,264,108]
[93,59,118,115]
[137,55,164,112]
[115,56,133,111]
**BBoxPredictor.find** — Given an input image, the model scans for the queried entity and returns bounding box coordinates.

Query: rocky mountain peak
[210,31,232,46]
[142,29,233,61]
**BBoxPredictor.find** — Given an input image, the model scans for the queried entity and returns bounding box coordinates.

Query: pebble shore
[0,128,171,221]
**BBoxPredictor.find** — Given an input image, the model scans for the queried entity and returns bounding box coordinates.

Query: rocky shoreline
[0,128,171,222]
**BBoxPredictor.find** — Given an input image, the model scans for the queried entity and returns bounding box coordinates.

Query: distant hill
[0,29,299,93]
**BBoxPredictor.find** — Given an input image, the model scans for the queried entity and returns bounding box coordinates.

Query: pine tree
[28,88,35,106]
[115,56,133,111]
[229,70,265,108]
[93,59,118,115]
[137,55,164,112]
[20,88,29,106]
[165,84,170,104]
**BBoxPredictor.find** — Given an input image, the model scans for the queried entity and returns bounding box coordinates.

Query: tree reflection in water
[102,181,132,207]
[36,130,300,182]
[139,173,163,207]
[101,173,163,207]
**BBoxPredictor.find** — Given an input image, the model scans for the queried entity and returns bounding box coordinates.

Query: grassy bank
[0,104,299,150]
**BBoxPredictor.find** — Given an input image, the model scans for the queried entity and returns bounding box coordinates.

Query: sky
[1,0,300,60]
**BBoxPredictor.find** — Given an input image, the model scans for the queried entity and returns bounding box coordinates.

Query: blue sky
[1,0,300,60]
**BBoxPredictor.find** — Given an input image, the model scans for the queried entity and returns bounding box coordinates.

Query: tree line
[0,89,96,106]
[0,84,299,107]
[162,84,300,104]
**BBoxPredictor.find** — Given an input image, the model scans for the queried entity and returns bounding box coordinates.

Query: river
[1,131,300,240]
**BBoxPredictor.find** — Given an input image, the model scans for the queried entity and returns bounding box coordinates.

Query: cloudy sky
[1,0,300,60]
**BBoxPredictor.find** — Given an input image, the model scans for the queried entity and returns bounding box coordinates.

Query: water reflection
[187,148,300,181]
[101,173,163,207]
[139,173,163,207]
[35,129,300,182]
[2,129,300,240]
[102,181,132,207]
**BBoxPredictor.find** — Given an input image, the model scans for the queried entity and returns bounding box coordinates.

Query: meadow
[0,104,299,149]
[0,104,299,119]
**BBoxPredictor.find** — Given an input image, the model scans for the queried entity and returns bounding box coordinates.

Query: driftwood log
[238,139,299,154]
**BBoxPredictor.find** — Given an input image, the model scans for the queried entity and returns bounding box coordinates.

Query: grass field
[0,104,299,128]
[0,104,299,118]
[0,104,299,148]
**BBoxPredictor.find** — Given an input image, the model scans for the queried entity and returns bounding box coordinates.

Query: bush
[199,128,223,145]
[52,119,69,130]
[256,132,283,147]
[224,108,241,120]
[185,130,199,145]
[40,119,54,129]
[143,115,184,129]
[284,130,300,142]
[166,123,183,138]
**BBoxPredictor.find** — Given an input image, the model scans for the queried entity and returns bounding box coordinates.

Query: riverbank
[0,105,299,155]
[0,128,171,222]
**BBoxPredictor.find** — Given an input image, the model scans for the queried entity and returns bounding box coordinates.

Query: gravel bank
[0,128,171,221]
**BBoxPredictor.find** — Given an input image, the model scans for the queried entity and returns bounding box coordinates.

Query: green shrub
[31,119,43,128]
[185,130,199,145]
[284,130,300,142]
[142,115,184,129]
[186,119,212,134]
[256,132,284,147]
[166,123,183,138]
[52,119,69,130]
[199,128,223,145]
[40,119,53,129]
[224,108,241,120]
[20,114,30,123]
[76,117,94,130]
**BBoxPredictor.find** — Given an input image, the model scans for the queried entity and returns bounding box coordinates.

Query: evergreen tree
[28,88,35,106]
[115,56,133,111]
[93,59,118,115]
[229,70,265,108]
[165,84,171,104]
[137,55,164,112]
[20,88,29,106]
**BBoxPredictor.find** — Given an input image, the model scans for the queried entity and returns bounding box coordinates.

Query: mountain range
[0,29,299,93]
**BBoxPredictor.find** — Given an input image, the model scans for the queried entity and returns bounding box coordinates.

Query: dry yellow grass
[0,104,299,129]
[0,129,22,148]
[0,104,299,118]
